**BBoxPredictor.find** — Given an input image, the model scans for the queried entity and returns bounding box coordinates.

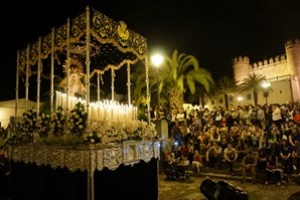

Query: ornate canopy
[17,7,148,76]
[15,6,151,123]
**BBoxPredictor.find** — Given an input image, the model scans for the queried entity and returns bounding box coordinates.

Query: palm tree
[161,50,214,112]
[239,73,266,106]
[213,76,238,110]
[131,49,214,115]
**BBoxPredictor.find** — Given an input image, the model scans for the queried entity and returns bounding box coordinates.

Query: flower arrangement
[37,113,51,138]
[19,108,38,135]
[50,106,67,136]
[16,102,158,145]
[82,120,158,144]
[67,102,88,136]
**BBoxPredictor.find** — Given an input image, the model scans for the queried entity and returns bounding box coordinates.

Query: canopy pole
[66,18,71,114]
[37,37,42,115]
[145,48,151,124]
[15,51,20,132]
[85,6,93,200]
[50,28,55,113]
[111,67,115,101]
[25,44,30,111]
[85,6,91,120]
[97,72,100,101]
[127,62,131,105]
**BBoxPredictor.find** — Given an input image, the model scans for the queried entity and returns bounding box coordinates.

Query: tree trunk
[170,89,184,112]
[253,90,258,106]
[224,93,229,110]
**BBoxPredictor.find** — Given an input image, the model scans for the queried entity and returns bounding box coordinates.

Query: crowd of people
[163,102,300,185]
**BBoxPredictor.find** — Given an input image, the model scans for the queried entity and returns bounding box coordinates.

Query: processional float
[10,6,159,200]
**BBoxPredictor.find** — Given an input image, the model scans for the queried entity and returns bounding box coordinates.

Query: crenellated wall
[216,39,300,108]
[249,54,292,79]
[233,39,300,82]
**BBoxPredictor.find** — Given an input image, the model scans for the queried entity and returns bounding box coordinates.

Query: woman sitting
[192,149,202,174]
[265,150,283,186]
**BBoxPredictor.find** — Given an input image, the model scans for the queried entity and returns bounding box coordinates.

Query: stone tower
[232,56,251,83]
[285,39,300,76]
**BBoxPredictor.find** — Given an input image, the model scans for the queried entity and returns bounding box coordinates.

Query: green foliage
[239,74,267,106]
[131,49,215,114]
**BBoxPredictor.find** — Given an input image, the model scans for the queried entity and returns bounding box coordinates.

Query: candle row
[55,91,138,121]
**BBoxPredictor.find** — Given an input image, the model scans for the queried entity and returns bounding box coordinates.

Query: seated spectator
[223,142,238,176]
[192,149,202,174]
[265,151,283,186]
[178,142,189,160]
[241,150,257,184]
[206,141,223,169]
[293,109,300,125]
[199,142,209,167]
[187,144,195,165]
[291,140,300,175]
[279,139,293,175]
[164,149,176,165]
[235,139,249,160]
[257,147,268,173]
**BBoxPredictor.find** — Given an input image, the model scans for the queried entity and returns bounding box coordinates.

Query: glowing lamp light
[237,96,244,102]
[151,54,164,68]
[262,82,271,89]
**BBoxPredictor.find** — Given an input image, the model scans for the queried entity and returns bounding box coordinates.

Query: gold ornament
[117,21,129,40]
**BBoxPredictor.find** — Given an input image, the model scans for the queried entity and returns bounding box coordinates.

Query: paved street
[158,173,300,200]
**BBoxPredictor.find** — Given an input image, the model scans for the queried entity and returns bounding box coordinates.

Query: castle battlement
[233,56,250,64]
[285,38,300,48]
[252,54,286,68]
[232,38,300,105]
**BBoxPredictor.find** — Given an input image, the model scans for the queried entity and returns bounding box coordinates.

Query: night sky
[1,0,300,101]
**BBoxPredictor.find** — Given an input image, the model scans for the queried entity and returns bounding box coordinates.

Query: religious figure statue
[59,58,85,97]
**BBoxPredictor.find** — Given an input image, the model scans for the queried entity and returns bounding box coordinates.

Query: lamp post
[262,82,271,105]
[151,54,164,117]
[237,96,244,106]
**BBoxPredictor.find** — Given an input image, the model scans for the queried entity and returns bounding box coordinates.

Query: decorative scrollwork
[71,13,86,38]
[92,10,113,38]
[55,24,67,48]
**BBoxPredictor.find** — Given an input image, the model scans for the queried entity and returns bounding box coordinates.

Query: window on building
[211,100,215,105]
[219,98,223,104]
[247,94,252,100]
[229,97,233,102]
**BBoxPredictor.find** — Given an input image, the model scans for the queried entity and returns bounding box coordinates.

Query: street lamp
[261,82,271,105]
[237,96,244,106]
[151,54,164,117]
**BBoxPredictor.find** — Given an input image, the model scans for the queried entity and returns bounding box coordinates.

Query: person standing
[272,104,282,131]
